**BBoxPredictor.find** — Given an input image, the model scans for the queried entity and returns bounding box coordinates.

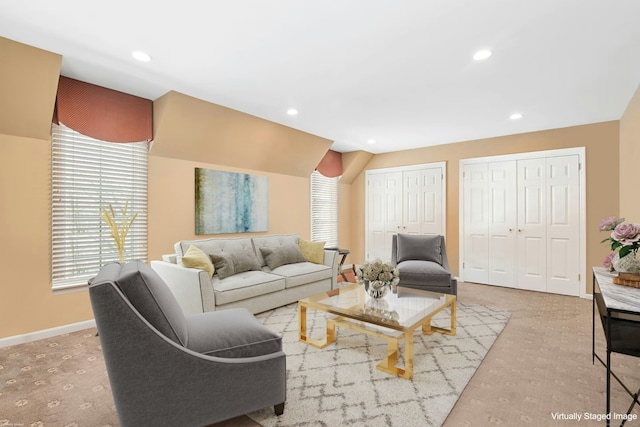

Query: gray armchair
[391,234,457,295]
[89,261,286,427]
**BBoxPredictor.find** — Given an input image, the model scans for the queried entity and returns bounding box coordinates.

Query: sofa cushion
[210,251,261,280]
[396,260,451,287]
[91,261,188,346]
[185,308,282,358]
[397,234,442,264]
[260,245,306,270]
[213,271,285,305]
[299,238,325,264]
[268,261,332,289]
[252,234,299,267]
[181,245,215,277]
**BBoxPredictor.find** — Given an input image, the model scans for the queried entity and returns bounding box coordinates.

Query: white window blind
[310,171,338,248]
[51,123,148,289]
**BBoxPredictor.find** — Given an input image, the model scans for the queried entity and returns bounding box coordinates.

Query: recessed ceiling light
[367,139,376,145]
[510,113,524,120]
[473,49,492,61]
[131,51,151,62]
[287,108,298,116]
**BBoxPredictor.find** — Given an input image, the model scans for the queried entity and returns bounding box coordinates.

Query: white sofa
[151,234,338,315]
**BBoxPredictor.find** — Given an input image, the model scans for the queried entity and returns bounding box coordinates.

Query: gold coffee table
[298,283,456,379]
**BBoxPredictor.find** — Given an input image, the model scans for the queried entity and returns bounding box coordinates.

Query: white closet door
[546,155,580,296]
[488,161,517,287]
[421,168,443,235]
[367,173,387,260]
[463,163,490,284]
[517,158,547,292]
[366,164,445,262]
[385,172,404,257]
[403,170,422,234]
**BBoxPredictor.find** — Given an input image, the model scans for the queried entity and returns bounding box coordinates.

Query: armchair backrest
[391,234,452,271]
[89,261,188,346]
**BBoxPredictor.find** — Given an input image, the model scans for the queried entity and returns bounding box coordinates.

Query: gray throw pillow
[260,245,306,270]
[209,254,235,279]
[396,234,442,264]
[210,251,261,279]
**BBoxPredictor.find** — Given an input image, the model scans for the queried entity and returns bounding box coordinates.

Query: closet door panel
[517,159,547,292]
[421,168,443,235]
[463,163,489,284]
[488,161,517,287]
[546,155,580,296]
[403,170,422,234]
[367,173,387,260]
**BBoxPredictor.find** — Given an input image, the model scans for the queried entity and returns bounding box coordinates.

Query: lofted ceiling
[1,1,639,154]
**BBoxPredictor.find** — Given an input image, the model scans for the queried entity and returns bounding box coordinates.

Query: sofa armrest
[150,260,211,315]
[324,249,339,289]
[162,253,177,264]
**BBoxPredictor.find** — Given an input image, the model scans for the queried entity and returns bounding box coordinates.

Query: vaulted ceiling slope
[1,1,639,154]
[0,37,60,141]
[152,91,333,177]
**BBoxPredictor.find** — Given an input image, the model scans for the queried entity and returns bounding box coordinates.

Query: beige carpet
[1,281,640,426]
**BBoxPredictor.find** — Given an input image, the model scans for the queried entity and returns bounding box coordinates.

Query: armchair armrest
[150,260,211,315]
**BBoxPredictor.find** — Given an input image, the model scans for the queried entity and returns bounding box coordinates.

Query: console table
[592,267,640,426]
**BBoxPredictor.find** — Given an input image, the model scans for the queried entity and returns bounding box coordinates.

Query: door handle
[518,229,523,232]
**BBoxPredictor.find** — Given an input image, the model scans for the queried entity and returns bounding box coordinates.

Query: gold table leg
[422,299,457,336]
[375,330,414,379]
[298,303,336,349]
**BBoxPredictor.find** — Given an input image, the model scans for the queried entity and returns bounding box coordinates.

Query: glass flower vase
[364,280,390,299]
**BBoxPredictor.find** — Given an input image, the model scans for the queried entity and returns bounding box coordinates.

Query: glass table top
[299,283,455,330]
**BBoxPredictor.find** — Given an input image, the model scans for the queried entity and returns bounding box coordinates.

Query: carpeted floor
[2,280,640,426]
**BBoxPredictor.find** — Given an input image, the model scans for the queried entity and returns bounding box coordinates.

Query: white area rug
[249,300,510,427]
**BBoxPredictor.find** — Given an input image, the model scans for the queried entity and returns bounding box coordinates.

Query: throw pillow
[299,238,325,264]
[209,253,234,280]
[396,234,442,264]
[231,250,262,274]
[210,251,262,280]
[181,245,215,277]
[260,245,306,270]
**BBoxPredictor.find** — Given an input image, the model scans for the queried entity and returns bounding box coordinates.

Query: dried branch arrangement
[100,201,137,262]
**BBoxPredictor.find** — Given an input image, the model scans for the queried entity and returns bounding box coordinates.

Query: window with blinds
[310,171,338,248]
[51,123,148,289]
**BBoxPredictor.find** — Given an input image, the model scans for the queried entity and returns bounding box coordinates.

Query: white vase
[612,251,640,274]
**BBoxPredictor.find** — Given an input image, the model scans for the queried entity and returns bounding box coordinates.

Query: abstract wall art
[195,168,269,234]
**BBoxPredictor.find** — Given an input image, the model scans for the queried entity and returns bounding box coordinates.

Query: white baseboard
[0,319,96,349]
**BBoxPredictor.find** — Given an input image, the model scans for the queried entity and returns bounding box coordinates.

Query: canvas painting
[195,168,268,234]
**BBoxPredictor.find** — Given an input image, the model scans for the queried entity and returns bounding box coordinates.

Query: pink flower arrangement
[599,216,640,270]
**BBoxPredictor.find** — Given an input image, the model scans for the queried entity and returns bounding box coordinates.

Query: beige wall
[620,85,640,218]
[0,134,95,337]
[349,122,620,294]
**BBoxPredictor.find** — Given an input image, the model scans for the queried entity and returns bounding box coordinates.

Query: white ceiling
[2,1,639,153]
